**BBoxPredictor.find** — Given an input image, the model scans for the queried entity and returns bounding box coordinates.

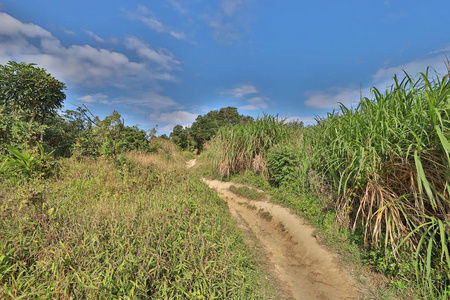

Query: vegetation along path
[188,157,358,299]
[204,179,356,299]
[203,178,358,300]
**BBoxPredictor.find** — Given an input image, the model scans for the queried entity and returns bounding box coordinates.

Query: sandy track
[203,179,358,300]
[186,159,197,169]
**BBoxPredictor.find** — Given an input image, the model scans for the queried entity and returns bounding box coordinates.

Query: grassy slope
[0,151,281,299]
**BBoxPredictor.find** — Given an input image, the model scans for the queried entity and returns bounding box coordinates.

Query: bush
[1,143,56,180]
[267,145,301,187]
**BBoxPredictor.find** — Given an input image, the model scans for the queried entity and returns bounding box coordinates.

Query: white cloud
[372,55,449,85]
[62,27,76,36]
[85,30,105,43]
[115,92,177,110]
[167,0,188,15]
[223,84,258,98]
[240,96,268,110]
[223,83,269,111]
[124,36,180,70]
[205,0,252,44]
[126,6,187,41]
[159,124,177,133]
[0,12,179,87]
[77,93,110,105]
[428,45,450,55]
[151,110,198,124]
[304,50,450,109]
[153,110,199,134]
[221,0,243,16]
[137,4,150,15]
[208,19,241,44]
[304,87,364,109]
[0,12,51,38]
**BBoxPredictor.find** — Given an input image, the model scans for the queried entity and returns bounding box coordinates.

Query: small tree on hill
[190,107,253,151]
[0,61,66,142]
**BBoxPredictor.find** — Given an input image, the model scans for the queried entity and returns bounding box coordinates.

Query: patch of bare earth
[186,159,197,169]
[203,179,358,300]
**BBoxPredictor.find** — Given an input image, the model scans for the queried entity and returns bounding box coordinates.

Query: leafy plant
[267,145,301,187]
[397,216,450,297]
[2,143,55,179]
[0,61,66,142]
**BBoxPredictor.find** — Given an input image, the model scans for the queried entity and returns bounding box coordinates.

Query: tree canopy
[170,107,253,152]
[0,61,66,125]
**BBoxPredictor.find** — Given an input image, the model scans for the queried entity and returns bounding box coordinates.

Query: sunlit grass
[229,185,266,201]
[0,152,272,298]
[204,68,450,297]
[206,114,299,178]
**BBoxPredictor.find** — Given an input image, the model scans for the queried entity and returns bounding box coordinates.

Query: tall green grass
[0,151,273,298]
[205,68,450,297]
[206,114,300,178]
[308,70,450,297]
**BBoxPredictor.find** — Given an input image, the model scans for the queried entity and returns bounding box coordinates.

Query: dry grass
[0,152,276,298]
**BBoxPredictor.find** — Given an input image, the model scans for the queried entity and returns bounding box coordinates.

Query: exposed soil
[186,159,358,299]
[186,158,197,169]
[203,178,359,300]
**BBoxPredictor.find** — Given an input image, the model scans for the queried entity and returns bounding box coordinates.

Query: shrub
[2,143,56,180]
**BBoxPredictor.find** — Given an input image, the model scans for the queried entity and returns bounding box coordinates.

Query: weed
[258,209,273,222]
[229,184,266,200]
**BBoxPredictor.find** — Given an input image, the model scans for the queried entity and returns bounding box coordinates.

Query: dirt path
[185,159,357,299]
[186,158,197,169]
[203,179,358,300]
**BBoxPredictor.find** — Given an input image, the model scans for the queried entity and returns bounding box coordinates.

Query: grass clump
[0,152,272,299]
[308,70,450,297]
[257,209,273,222]
[206,114,299,178]
[229,185,266,200]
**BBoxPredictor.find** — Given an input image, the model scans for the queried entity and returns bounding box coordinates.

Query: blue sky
[1,0,450,134]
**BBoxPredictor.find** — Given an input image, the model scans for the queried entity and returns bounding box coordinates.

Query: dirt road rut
[203,179,358,300]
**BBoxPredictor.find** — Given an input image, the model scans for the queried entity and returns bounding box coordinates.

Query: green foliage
[1,143,56,180]
[170,107,253,152]
[43,108,95,157]
[68,110,154,158]
[0,110,47,154]
[396,216,450,297]
[95,110,125,156]
[0,61,66,155]
[267,145,301,187]
[231,170,272,191]
[170,124,194,151]
[206,114,299,177]
[204,67,450,296]
[0,153,273,298]
[229,185,266,200]
[299,70,450,296]
[0,61,66,128]
[191,107,247,149]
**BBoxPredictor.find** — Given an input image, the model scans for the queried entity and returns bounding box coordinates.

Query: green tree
[0,61,66,143]
[170,125,189,149]
[44,107,95,157]
[0,61,66,142]
[117,125,152,152]
[190,107,253,151]
[96,110,124,157]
